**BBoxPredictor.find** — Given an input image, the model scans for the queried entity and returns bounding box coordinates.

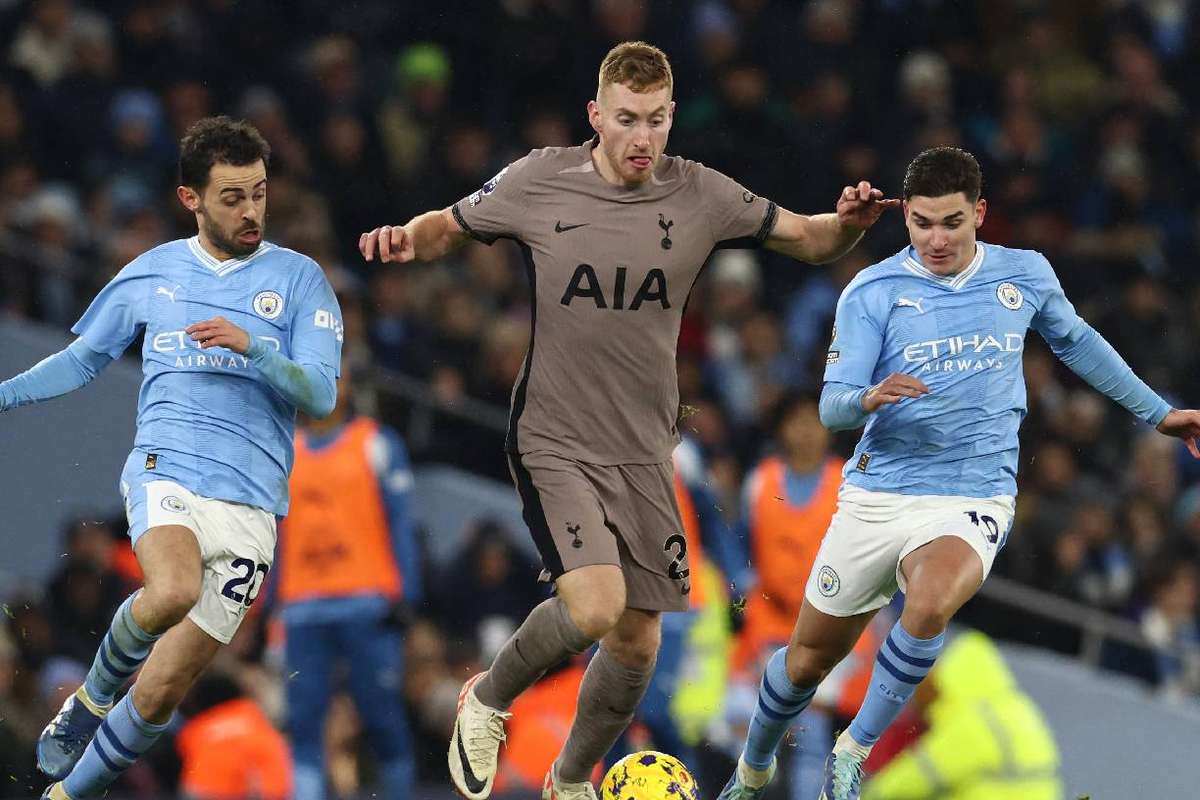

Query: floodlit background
[2,1,1200,798]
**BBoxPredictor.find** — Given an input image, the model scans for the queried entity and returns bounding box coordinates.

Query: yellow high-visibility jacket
[863,631,1061,800]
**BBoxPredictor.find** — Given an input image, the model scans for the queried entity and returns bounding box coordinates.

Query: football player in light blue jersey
[0,116,342,800]
[719,148,1200,800]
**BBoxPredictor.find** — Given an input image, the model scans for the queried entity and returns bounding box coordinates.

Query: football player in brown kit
[360,40,897,800]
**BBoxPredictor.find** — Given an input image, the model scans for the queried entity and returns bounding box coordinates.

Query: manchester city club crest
[817,565,840,597]
[996,282,1024,310]
[161,496,188,513]
[253,290,284,320]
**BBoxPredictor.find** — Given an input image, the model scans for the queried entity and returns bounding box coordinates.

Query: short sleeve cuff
[754,201,779,244]
[714,200,779,251]
[451,203,497,245]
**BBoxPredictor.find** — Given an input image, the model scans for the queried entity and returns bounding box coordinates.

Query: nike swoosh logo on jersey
[555,221,588,233]
[455,720,487,794]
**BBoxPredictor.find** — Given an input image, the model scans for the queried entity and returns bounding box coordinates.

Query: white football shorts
[122,479,276,644]
[804,484,1015,617]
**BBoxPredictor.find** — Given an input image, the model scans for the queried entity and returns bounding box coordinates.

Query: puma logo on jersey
[156,285,182,302]
[894,296,926,314]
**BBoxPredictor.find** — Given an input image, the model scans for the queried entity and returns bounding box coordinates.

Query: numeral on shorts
[964,511,1000,544]
[663,533,690,581]
[221,558,270,607]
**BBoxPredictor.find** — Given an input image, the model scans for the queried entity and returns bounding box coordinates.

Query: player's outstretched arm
[765,181,900,264]
[1039,318,1200,451]
[359,207,470,265]
[0,339,114,413]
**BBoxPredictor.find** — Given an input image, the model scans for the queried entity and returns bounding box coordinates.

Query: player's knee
[565,595,625,640]
[140,582,200,630]
[900,593,954,639]
[784,644,838,688]
[604,624,660,670]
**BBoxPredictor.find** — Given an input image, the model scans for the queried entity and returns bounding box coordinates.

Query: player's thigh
[895,493,1016,597]
[507,451,619,581]
[132,616,222,721]
[185,497,277,646]
[804,487,909,618]
[599,460,691,613]
[128,481,205,591]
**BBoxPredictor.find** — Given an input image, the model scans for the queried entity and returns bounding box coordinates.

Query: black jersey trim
[713,201,779,250]
[505,241,536,452]
[451,203,498,245]
[508,452,565,578]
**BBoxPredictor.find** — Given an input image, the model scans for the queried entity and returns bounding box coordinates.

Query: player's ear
[177,185,201,214]
[587,99,601,134]
[974,198,987,229]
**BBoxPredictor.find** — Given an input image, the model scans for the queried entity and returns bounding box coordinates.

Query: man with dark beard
[1,116,342,799]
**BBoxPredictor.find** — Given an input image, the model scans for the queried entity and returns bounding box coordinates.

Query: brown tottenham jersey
[452,138,778,465]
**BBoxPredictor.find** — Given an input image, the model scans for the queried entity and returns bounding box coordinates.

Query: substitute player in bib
[718,147,1200,800]
[360,41,896,800]
[0,116,342,800]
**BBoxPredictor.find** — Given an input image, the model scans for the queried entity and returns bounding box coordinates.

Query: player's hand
[836,181,900,231]
[187,317,251,354]
[1156,409,1200,458]
[863,373,930,413]
[359,224,415,264]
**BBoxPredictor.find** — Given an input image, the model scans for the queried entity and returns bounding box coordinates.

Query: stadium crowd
[2,0,1200,797]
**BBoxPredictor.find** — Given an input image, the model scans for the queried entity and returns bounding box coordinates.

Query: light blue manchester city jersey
[72,237,343,515]
[824,242,1079,497]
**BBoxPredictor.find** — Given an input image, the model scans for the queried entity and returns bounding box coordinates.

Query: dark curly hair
[902,147,982,202]
[178,115,271,190]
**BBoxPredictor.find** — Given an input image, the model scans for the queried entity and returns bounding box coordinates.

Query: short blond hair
[597,41,673,97]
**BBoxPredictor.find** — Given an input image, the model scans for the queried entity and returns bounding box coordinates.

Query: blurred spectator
[432,518,544,660]
[378,42,453,183]
[176,671,292,800]
[1137,558,1200,697]
[9,0,81,88]
[0,625,40,797]
[733,392,876,798]
[276,376,422,800]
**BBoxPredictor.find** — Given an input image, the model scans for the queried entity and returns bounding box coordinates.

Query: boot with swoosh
[448,672,512,800]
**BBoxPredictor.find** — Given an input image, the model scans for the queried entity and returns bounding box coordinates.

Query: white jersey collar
[187,236,273,277]
[902,243,986,290]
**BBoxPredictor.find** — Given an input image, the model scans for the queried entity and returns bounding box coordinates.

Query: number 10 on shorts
[964,511,1000,545]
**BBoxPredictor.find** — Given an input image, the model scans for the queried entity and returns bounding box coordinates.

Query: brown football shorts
[507,450,690,612]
